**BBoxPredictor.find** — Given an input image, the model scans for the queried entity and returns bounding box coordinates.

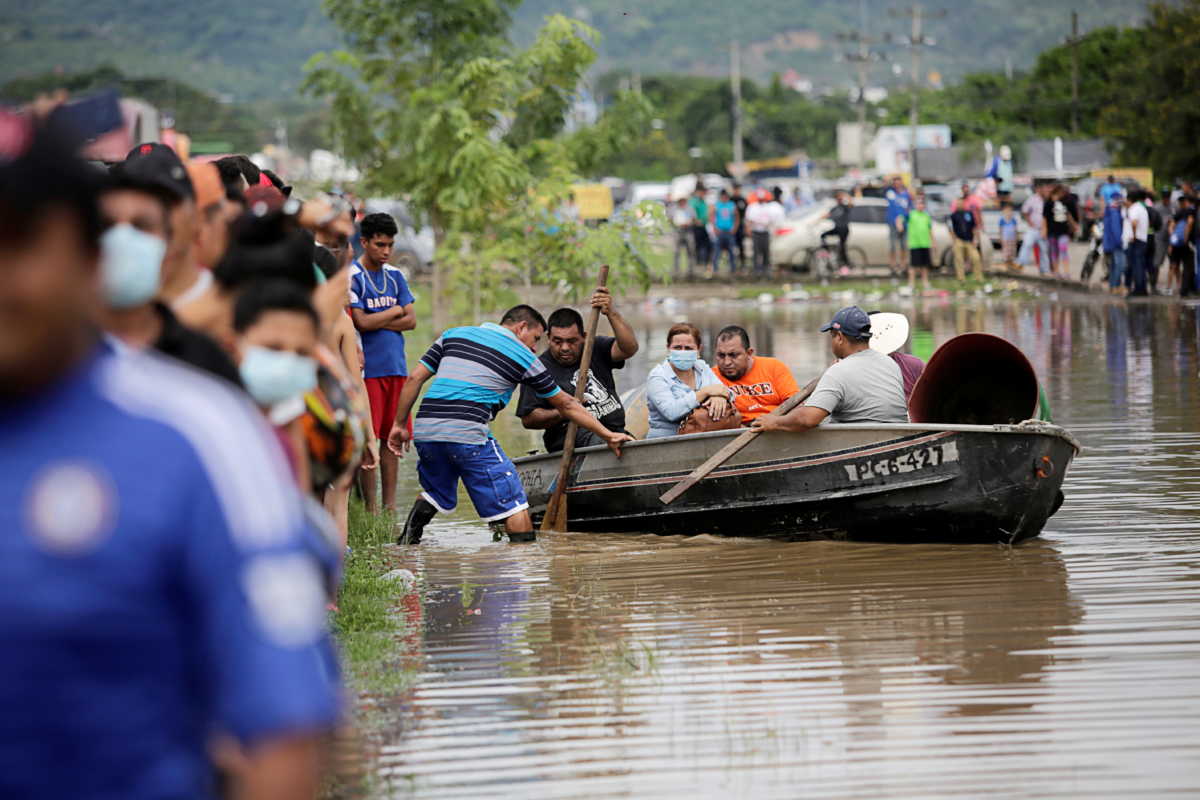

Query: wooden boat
[515,332,1079,543]
[515,421,1078,543]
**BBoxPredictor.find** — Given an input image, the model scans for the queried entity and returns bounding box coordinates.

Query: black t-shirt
[950,208,977,241]
[828,203,851,233]
[732,194,748,231]
[1043,199,1075,238]
[515,335,626,452]
[1186,208,1200,244]
[1174,208,1195,243]
[152,303,243,388]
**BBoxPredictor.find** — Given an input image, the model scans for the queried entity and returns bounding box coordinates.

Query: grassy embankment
[322,501,419,799]
[332,500,417,691]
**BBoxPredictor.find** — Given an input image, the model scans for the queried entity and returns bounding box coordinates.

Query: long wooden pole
[541,265,609,531]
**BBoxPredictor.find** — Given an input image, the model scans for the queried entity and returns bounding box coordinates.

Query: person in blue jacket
[1102,192,1127,294]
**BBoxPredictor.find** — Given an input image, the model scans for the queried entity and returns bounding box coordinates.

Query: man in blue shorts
[0,118,339,798]
[387,305,633,543]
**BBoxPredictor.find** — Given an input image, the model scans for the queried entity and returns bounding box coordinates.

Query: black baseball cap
[114,142,193,204]
[820,306,872,338]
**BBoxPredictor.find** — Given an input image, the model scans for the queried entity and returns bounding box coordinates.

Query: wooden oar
[541,264,610,532]
[658,374,820,505]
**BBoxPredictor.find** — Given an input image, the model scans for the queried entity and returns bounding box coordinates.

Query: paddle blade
[540,494,568,532]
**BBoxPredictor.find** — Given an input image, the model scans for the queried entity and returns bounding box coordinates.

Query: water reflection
[367,296,1200,798]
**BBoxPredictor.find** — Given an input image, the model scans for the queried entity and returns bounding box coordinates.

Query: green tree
[305,2,661,330]
[1101,0,1200,181]
[877,24,1153,158]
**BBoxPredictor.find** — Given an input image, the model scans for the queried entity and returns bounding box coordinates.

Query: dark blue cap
[820,305,872,338]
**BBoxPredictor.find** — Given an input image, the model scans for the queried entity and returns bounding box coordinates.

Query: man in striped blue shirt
[387,305,632,543]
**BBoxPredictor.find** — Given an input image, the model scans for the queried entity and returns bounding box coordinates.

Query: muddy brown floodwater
[371,295,1200,798]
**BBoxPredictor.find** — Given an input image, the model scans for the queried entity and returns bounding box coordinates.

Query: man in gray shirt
[751,306,908,432]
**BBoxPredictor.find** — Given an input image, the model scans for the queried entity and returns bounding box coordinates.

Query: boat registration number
[843,440,959,482]
[517,468,544,494]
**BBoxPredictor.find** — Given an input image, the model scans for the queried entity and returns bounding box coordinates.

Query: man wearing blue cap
[751,306,908,432]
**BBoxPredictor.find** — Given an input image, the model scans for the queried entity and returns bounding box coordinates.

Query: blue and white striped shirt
[415,323,560,444]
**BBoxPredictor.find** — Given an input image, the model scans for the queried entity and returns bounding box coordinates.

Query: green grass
[323,501,423,799]
[332,501,420,695]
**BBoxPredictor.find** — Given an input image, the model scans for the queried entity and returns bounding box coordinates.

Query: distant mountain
[515,1,1143,90]
[0,0,1142,103]
[0,0,339,104]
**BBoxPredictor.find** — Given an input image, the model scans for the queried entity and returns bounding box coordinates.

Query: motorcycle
[1079,219,1106,283]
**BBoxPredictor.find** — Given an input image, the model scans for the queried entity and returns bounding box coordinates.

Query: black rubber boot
[398,498,437,544]
[507,530,537,544]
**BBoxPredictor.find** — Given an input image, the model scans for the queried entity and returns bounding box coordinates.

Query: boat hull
[514,423,1078,543]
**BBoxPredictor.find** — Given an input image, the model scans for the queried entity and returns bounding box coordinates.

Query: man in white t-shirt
[1017,183,1050,274]
[1124,189,1150,297]
[745,189,785,276]
[670,197,696,278]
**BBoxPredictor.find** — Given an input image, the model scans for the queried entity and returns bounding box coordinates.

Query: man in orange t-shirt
[713,325,801,424]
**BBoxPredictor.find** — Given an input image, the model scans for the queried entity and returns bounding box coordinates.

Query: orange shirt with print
[716,356,801,423]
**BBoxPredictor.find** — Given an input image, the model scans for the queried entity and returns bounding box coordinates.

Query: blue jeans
[1106,248,1126,289]
[712,231,739,273]
[1018,226,1049,273]
[1126,240,1147,295]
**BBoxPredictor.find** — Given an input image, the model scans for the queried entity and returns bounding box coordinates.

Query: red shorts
[364,375,411,440]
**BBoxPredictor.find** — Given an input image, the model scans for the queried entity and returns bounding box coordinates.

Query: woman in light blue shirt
[645,322,733,438]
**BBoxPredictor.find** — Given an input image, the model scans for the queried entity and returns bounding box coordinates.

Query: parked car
[625,181,671,209]
[364,197,436,273]
[771,197,954,271]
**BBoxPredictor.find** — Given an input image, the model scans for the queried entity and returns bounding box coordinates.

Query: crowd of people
[11,94,1120,798]
[507,297,919,460]
[671,182,787,278]
[1096,178,1200,298]
[2,111,353,796]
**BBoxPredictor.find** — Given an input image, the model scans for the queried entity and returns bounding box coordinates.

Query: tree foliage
[306,2,663,328]
[587,72,854,179]
[874,5,1199,182]
[1100,0,1200,181]
[879,24,1148,149]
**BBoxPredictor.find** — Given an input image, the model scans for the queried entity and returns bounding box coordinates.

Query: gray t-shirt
[807,348,909,423]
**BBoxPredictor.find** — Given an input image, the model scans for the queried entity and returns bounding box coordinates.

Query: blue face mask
[667,349,699,371]
[239,345,318,408]
[100,224,166,309]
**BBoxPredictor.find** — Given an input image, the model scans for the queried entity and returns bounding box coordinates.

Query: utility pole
[731,39,744,175]
[1068,11,1080,135]
[907,6,922,179]
[890,4,944,180]
[837,33,888,172]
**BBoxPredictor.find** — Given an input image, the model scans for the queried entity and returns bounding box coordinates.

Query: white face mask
[100,224,166,309]
[238,345,318,408]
